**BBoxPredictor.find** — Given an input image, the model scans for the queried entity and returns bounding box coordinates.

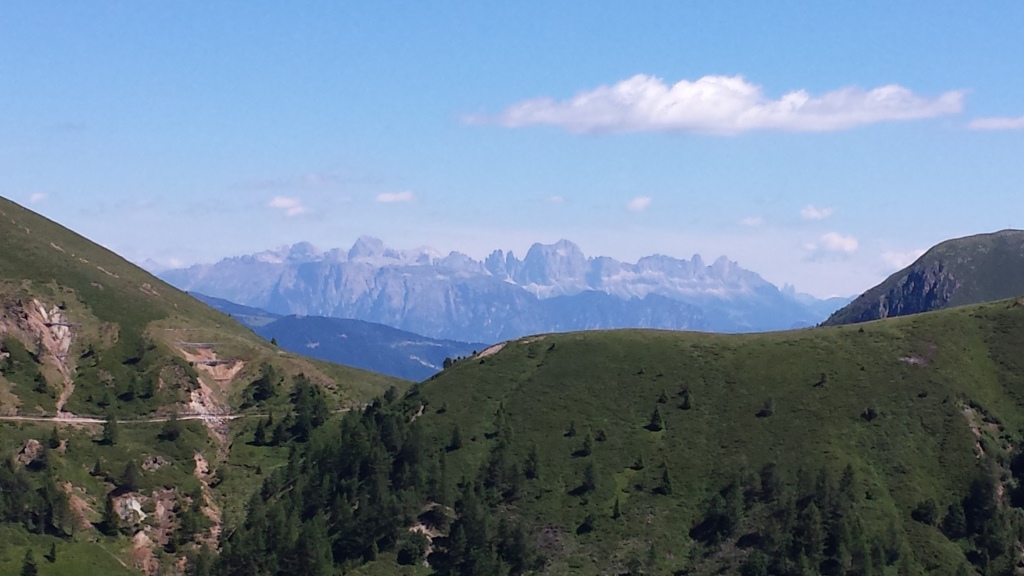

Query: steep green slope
[825,229,1024,326]
[0,195,401,417]
[218,298,1024,576]
[0,195,405,574]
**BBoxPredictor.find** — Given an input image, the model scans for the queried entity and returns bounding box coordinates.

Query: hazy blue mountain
[192,293,483,380]
[164,238,847,342]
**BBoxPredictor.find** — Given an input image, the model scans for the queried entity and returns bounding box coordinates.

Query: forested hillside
[0,195,404,574]
[209,297,1024,576]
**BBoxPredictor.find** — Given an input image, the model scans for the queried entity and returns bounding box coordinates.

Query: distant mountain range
[160,238,851,342]
[824,229,1024,326]
[192,293,485,381]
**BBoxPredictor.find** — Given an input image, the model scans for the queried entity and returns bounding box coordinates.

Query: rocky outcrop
[825,230,1024,326]
[161,238,840,341]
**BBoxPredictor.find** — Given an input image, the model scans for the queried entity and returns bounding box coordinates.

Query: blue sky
[2,2,1023,297]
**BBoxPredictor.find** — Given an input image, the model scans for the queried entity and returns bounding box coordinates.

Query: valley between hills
[5,194,1024,576]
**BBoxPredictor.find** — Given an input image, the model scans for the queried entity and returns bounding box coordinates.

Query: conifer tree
[21,550,37,576]
[633,452,646,471]
[647,407,664,431]
[525,443,540,480]
[253,418,267,446]
[942,503,967,539]
[120,461,140,492]
[447,424,463,451]
[102,494,121,536]
[580,433,593,457]
[101,417,119,445]
[296,514,333,576]
[271,417,290,445]
[186,547,213,576]
[159,412,183,442]
[660,465,673,495]
[582,462,597,493]
[498,520,533,575]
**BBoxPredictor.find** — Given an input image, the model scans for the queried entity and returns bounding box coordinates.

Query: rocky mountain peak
[160,236,844,340]
[347,236,387,261]
[517,239,588,287]
[287,242,322,262]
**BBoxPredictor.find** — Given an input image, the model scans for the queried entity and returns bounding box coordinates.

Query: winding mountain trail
[0,413,263,425]
[0,404,363,426]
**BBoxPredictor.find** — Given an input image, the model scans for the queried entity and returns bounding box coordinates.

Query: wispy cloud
[476,75,964,135]
[546,195,566,203]
[800,205,834,220]
[268,196,307,216]
[818,232,858,253]
[881,249,925,270]
[740,216,764,227]
[626,196,652,212]
[239,172,343,191]
[967,116,1024,131]
[805,232,859,260]
[28,193,48,205]
[376,191,415,203]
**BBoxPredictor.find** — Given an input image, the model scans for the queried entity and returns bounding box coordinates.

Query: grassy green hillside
[216,297,1024,576]
[825,229,1024,326]
[7,191,1024,575]
[411,300,1024,574]
[0,195,401,417]
[0,195,406,574]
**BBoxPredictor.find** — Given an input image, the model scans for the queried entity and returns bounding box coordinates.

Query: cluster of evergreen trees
[211,389,541,576]
[215,391,430,575]
[688,461,1020,576]
[937,467,1019,575]
[716,464,893,576]
[250,374,331,446]
[0,452,72,537]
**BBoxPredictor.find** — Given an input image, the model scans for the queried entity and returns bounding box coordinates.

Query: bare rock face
[142,456,168,472]
[16,438,42,466]
[162,238,837,341]
[0,297,79,412]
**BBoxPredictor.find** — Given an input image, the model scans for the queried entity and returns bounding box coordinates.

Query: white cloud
[626,196,652,212]
[267,196,307,217]
[740,216,764,227]
[376,191,415,203]
[546,195,566,203]
[28,193,48,204]
[818,232,859,253]
[800,205,834,220]
[239,172,343,191]
[968,116,1024,130]
[479,74,965,135]
[881,249,925,270]
[805,232,859,260]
